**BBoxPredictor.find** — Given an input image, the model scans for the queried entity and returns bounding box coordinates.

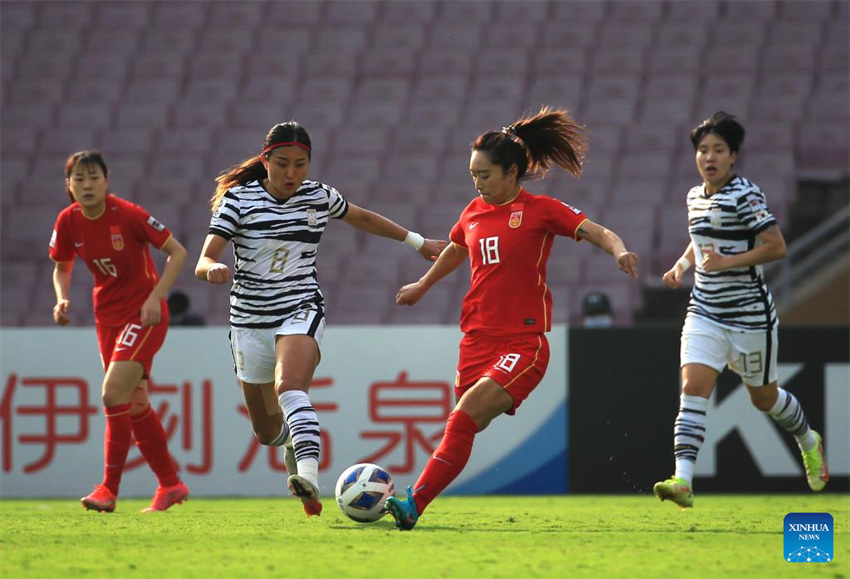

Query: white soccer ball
[334,463,395,523]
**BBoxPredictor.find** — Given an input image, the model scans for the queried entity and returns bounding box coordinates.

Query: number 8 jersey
[450,189,587,337]
[49,194,172,326]
[208,179,349,328]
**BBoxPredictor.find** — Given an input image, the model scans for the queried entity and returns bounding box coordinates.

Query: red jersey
[449,189,587,337]
[49,195,172,327]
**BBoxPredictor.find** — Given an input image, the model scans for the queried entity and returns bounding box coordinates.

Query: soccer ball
[334,463,395,523]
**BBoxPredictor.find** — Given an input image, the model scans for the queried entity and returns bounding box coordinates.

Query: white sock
[767,388,816,452]
[673,394,709,485]
[266,420,289,447]
[279,390,321,487]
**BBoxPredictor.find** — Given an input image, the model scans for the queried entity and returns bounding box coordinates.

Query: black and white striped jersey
[209,179,349,328]
[686,175,778,331]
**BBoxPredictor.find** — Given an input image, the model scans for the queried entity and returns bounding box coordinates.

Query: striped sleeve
[209,191,241,239]
[736,185,776,235]
[326,185,349,219]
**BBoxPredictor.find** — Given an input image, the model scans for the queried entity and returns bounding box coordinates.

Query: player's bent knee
[254,428,281,446]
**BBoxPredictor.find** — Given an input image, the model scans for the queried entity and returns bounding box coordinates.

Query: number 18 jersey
[449,189,587,337]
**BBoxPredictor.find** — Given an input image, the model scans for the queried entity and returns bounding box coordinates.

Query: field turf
[2,494,848,578]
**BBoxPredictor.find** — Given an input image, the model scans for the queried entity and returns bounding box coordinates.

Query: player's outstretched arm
[195,234,232,284]
[52,260,73,326]
[663,242,695,289]
[342,203,447,261]
[141,237,188,326]
[397,242,468,306]
[577,220,638,278]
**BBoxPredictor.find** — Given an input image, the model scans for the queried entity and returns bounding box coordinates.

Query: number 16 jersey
[49,195,172,327]
[449,189,587,337]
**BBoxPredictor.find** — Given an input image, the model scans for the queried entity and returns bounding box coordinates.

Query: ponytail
[209,121,312,212]
[210,158,266,211]
[473,106,588,181]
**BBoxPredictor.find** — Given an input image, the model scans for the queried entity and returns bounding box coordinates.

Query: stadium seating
[1,0,847,327]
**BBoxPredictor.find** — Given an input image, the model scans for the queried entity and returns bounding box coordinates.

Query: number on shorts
[270,248,290,273]
[495,353,521,372]
[119,324,143,348]
[739,351,764,374]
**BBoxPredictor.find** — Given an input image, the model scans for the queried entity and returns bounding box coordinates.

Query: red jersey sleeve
[49,209,75,262]
[449,220,467,247]
[540,197,588,241]
[127,201,173,249]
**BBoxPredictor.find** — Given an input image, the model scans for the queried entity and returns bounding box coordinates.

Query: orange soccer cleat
[288,474,323,517]
[141,481,189,513]
[81,484,117,513]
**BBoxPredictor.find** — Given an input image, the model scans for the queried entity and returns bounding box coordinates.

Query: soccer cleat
[81,484,117,513]
[141,481,189,513]
[288,474,322,517]
[385,485,420,531]
[283,436,297,477]
[653,476,694,509]
[801,431,829,492]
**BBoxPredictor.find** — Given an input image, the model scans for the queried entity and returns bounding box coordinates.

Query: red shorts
[96,315,168,377]
[456,333,550,415]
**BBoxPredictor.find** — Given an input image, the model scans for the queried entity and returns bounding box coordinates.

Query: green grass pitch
[2,494,848,578]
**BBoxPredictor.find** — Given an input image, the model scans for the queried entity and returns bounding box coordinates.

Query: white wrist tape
[676,256,692,272]
[403,231,425,251]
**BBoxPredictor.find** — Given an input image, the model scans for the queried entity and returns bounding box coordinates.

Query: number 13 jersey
[450,189,587,337]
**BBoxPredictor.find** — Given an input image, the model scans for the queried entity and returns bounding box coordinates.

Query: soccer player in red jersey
[49,150,190,513]
[387,107,639,530]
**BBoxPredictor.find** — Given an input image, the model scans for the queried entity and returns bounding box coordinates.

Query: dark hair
[210,122,311,210]
[690,111,746,153]
[167,290,190,315]
[582,291,612,316]
[472,106,588,182]
[64,150,109,204]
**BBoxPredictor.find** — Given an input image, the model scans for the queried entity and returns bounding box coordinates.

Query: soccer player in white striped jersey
[195,122,445,517]
[654,112,828,509]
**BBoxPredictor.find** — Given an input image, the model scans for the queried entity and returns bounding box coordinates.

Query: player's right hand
[662,266,683,289]
[206,263,231,284]
[396,281,426,306]
[53,300,71,326]
[419,238,447,261]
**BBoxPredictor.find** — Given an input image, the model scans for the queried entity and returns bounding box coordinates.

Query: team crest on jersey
[110,226,124,251]
[710,208,722,227]
[509,211,523,228]
[306,209,318,226]
[147,216,165,232]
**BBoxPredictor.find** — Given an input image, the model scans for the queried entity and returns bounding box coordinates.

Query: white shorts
[229,304,326,384]
[680,314,778,387]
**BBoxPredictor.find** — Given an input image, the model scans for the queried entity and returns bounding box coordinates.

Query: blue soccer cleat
[385,485,419,531]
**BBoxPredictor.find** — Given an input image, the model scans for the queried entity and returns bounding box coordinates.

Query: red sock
[131,405,179,487]
[102,403,132,495]
[412,410,479,514]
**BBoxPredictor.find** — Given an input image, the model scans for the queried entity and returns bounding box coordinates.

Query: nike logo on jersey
[469,222,479,229]
[74,242,84,247]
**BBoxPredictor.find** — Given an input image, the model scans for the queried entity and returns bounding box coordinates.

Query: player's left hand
[701,248,727,272]
[396,281,427,306]
[140,295,162,326]
[616,251,639,278]
[419,239,447,261]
